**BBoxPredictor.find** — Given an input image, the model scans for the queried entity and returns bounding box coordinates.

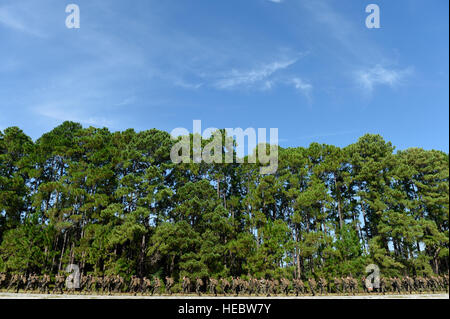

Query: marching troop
[0,272,448,296]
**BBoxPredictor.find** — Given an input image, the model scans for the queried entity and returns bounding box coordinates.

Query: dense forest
[0,122,448,283]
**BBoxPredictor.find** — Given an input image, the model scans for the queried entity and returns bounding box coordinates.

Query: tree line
[0,122,448,282]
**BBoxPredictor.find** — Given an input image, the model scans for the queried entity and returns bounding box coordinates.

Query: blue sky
[0,0,448,152]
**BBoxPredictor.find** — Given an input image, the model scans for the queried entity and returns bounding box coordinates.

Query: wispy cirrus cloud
[299,0,413,96]
[0,4,46,37]
[300,0,380,62]
[291,77,313,96]
[355,65,413,93]
[205,55,314,100]
[213,58,298,90]
[114,96,137,107]
[173,79,203,90]
[169,52,313,96]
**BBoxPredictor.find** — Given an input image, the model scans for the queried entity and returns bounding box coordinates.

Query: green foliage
[0,125,448,281]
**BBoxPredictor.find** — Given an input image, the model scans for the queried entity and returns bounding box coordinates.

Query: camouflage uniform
[113,275,124,294]
[342,276,354,295]
[53,273,65,294]
[308,278,317,296]
[102,276,112,295]
[293,279,305,296]
[427,276,435,292]
[347,275,357,295]
[280,278,290,296]
[318,278,327,295]
[437,276,444,291]
[220,278,230,296]
[80,275,89,294]
[443,274,449,292]
[85,275,93,294]
[19,274,27,292]
[7,274,19,293]
[0,273,7,290]
[130,276,141,295]
[153,277,161,296]
[246,277,254,295]
[251,277,259,296]
[90,276,100,293]
[25,273,38,292]
[231,277,240,296]
[403,276,414,294]
[341,276,348,294]
[391,277,401,294]
[196,277,203,296]
[141,277,151,295]
[361,276,369,293]
[258,278,266,296]
[417,276,426,293]
[182,276,191,294]
[379,277,386,295]
[432,276,441,292]
[266,279,274,296]
[241,279,250,296]
[413,276,420,293]
[39,274,51,294]
[333,277,342,294]
[209,278,218,296]
[165,277,174,295]
[274,279,280,295]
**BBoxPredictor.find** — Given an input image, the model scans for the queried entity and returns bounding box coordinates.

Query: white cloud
[173,78,203,90]
[268,0,283,3]
[289,77,313,104]
[213,58,298,90]
[299,0,414,98]
[300,0,381,62]
[199,54,314,100]
[0,5,45,37]
[291,77,313,94]
[355,65,413,93]
[114,96,137,107]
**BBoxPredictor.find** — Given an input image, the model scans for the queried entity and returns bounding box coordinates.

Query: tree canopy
[0,122,448,281]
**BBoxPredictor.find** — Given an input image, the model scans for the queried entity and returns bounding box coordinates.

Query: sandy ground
[0,292,448,299]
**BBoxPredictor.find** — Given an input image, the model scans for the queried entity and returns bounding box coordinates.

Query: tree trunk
[139,234,146,277]
[433,248,441,274]
[296,227,301,279]
[334,174,343,229]
[58,231,68,272]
